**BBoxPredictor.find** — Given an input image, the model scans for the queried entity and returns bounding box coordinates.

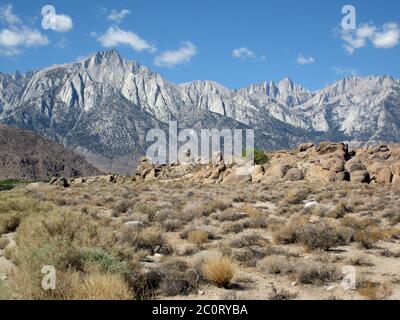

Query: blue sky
[0,0,399,90]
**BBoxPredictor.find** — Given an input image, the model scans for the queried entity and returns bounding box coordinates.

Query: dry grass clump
[133,202,160,221]
[241,206,264,220]
[273,216,308,245]
[129,226,165,253]
[0,191,53,235]
[201,256,236,288]
[10,207,132,299]
[354,226,385,249]
[328,201,351,219]
[182,199,230,221]
[71,273,132,300]
[187,230,209,245]
[112,199,131,216]
[283,188,310,205]
[341,216,388,249]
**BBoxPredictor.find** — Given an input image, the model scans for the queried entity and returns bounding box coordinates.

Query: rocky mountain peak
[0,50,399,173]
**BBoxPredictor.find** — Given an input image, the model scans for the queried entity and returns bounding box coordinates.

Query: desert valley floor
[1,142,400,300]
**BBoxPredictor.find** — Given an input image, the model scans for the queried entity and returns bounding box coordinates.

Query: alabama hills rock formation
[134,142,400,186]
[0,125,101,181]
[1,50,400,173]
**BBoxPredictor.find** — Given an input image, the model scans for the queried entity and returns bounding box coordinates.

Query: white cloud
[154,41,197,68]
[371,23,400,48]
[332,66,358,77]
[232,47,256,60]
[0,4,21,25]
[0,5,48,56]
[97,26,156,53]
[341,22,400,54]
[53,14,73,33]
[297,54,315,65]
[107,9,130,23]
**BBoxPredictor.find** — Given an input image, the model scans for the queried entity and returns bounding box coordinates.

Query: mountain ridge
[0,50,399,173]
[0,124,102,180]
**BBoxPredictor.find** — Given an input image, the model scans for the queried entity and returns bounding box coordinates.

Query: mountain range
[1,49,399,173]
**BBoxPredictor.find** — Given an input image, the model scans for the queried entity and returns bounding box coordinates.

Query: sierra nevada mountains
[0,49,399,173]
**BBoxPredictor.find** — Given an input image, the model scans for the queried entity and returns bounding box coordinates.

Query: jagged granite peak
[0,49,399,173]
[236,77,312,106]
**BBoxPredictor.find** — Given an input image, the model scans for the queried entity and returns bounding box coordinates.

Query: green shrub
[82,247,130,277]
[242,149,269,165]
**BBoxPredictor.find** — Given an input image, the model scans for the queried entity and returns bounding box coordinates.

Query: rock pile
[61,142,400,186]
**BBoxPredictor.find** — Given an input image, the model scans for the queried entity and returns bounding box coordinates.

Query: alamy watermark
[41,5,57,30]
[145,121,255,166]
[341,5,357,30]
[41,265,56,290]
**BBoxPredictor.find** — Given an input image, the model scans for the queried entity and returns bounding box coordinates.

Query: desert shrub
[212,199,232,211]
[135,226,165,253]
[133,202,159,221]
[201,256,236,288]
[341,216,378,234]
[296,262,340,285]
[232,247,267,267]
[10,208,125,299]
[346,254,373,267]
[128,267,162,299]
[242,148,269,165]
[82,247,130,277]
[0,179,20,191]
[162,218,183,231]
[0,213,22,234]
[356,277,393,300]
[154,208,172,223]
[268,286,297,300]
[241,206,264,220]
[284,189,310,205]
[214,208,246,222]
[112,199,131,216]
[355,226,385,249]
[71,273,132,300]
[222,221,246,234]
[182,199,230,222]
[296,221,351,251]
[230,233,265,248]
[0,192,53,235]
[158,259,199,296]
[259,256,296,275]
[274,216,308,245]
[187,230,209,245]
[328,201,351,219]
